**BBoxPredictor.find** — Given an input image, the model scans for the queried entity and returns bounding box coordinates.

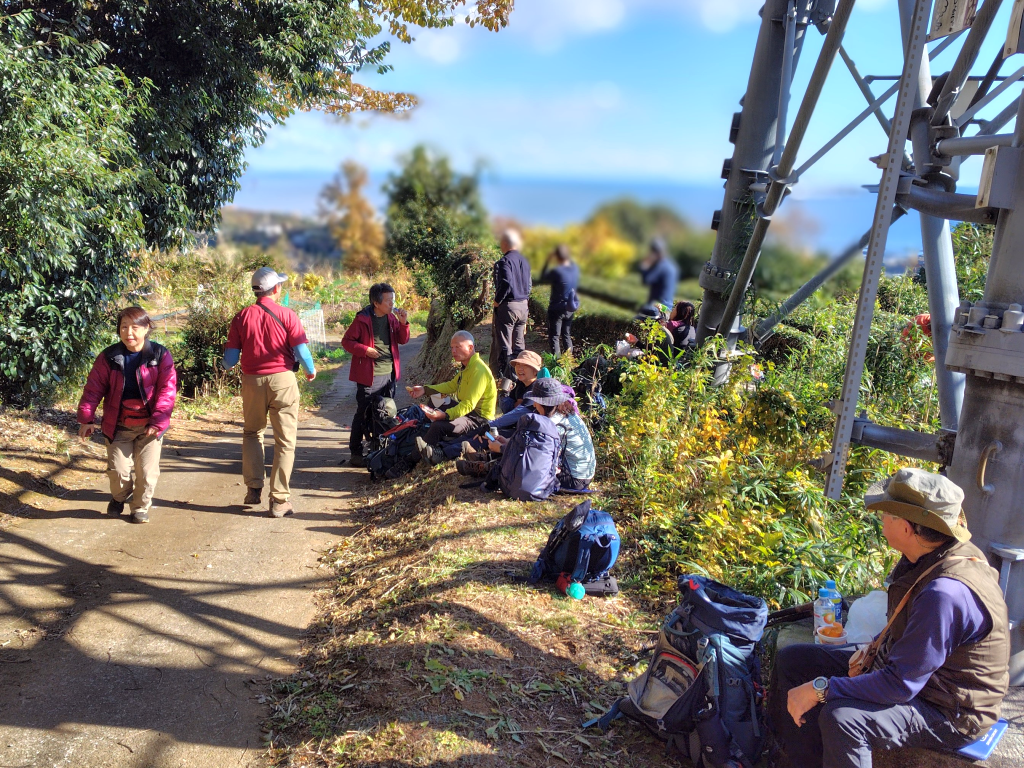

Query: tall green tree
[384,145,497,377]
[0,1,513,402]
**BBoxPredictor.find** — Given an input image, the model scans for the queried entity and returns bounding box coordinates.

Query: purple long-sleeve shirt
[828,577,991,705]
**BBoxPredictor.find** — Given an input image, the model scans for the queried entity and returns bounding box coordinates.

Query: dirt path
[0,338,422,767]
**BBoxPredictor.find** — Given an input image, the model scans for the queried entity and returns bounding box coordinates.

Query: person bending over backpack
[408,330,496,466]
[341,282,411,466]
[769,468,1009,768]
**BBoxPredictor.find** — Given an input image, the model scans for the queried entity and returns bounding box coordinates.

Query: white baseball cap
[252,267,288,291]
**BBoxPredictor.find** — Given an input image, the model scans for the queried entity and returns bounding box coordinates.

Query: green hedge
[529,292,634,349]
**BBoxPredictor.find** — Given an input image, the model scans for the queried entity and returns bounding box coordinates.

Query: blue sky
[239,0,1020,236]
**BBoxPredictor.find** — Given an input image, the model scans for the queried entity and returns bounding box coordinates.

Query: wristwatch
[812,676,829,704]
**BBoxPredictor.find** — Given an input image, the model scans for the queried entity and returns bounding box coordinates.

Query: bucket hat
[864,468,971,542]
[523,377,570,408]
[510,350,543,372]
[252,267,288,292]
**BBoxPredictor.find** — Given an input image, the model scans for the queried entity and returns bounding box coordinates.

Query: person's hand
[394,307,408,324]
[144,426,160,439]
[493,302,499,309]
[408,385,425,398]
[78,424,97,439]
[306,371,316,382]
[365,347,381,359]
[424,408,446,422]
[787,682,821,727]
[488,439,503,453]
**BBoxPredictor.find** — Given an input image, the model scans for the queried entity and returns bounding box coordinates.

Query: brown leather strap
[865,556,979,660]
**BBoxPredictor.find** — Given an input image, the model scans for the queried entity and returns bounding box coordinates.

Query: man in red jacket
[341,282,411,466]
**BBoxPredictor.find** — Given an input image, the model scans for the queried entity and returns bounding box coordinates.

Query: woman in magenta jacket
[77,307,177,524]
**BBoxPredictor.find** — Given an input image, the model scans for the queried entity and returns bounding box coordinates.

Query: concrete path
[0,338,419,767]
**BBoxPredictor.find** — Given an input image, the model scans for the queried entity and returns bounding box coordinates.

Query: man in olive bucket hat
[768,468,1009,768]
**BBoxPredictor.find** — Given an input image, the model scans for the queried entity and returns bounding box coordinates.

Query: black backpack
[594,576,768,767]
[366,405,428,481]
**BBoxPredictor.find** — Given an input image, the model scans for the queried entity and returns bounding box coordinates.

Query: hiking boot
[107,499,125,516]
[349,453,365,468]
[130,509,149,524]
[456,459,490,477]
[243,487,262,506]
[415,436,444,466]
[269,500,294,518]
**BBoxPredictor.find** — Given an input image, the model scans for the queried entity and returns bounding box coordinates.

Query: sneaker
[107,499,125,516]
[349,453,365,468]
[415,436,444,466]
[130,509,149,524]
[456,459,490,477]
[269,500,294,518]
[243,487,262,506]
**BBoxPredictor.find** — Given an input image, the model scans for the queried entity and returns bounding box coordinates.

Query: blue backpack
[595,575,768,767]
[529,500,620,595]
[496,412,561,502]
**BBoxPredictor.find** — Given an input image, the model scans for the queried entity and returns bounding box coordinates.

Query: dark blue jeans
[769,644,969,768]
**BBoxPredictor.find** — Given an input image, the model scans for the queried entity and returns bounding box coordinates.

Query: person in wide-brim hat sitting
[768,468,1010,768]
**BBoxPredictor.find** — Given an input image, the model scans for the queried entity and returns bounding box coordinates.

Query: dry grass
[265,464,677,768]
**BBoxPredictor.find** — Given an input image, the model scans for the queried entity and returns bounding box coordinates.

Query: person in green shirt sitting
[408,330,497,465]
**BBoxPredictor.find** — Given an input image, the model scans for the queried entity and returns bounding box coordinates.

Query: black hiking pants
[350,374,395,455]
[769,644,969,768]
[547,308,574,357]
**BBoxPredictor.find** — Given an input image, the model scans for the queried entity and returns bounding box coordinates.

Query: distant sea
[233,170,931,260]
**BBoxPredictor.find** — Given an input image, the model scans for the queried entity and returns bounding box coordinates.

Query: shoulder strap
[865,556,978,659]
[257,301,288,331]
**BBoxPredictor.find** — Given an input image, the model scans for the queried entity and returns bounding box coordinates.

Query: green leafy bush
[0,12,149,404]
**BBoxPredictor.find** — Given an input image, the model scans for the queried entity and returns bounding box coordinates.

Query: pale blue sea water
[232,170,933,261]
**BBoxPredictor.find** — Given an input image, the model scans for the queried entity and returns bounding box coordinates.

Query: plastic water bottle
[824,579,843,626]
[813,588,836,643]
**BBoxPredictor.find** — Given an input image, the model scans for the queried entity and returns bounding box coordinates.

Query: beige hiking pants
[107,425,163,514]
[241,371,300,503]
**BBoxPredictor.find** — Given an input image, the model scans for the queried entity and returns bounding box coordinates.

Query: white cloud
[508,0,627,52]
[413,28,463,64]
[681,0,764,33]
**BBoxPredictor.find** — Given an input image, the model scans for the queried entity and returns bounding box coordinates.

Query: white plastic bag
[845,589,888,645]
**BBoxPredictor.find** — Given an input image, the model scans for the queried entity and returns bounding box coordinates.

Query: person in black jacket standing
[489,228,532,377]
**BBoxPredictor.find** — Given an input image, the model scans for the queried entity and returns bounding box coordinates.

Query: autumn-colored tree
[320,161,385,273]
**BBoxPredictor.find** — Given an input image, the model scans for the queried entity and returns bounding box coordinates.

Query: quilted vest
[880,539,1009,737]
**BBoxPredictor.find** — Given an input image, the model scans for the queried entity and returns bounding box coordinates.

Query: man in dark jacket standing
[490,228,532,378]
[341,282,411,466]
[769,468,1010,768]
[638,237,678,313]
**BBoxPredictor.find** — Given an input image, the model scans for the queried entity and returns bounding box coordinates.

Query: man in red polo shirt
[223,268,316,518]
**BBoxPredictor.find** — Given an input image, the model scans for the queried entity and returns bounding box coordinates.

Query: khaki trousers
[241,371,300,503]
[106,425,163,514]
